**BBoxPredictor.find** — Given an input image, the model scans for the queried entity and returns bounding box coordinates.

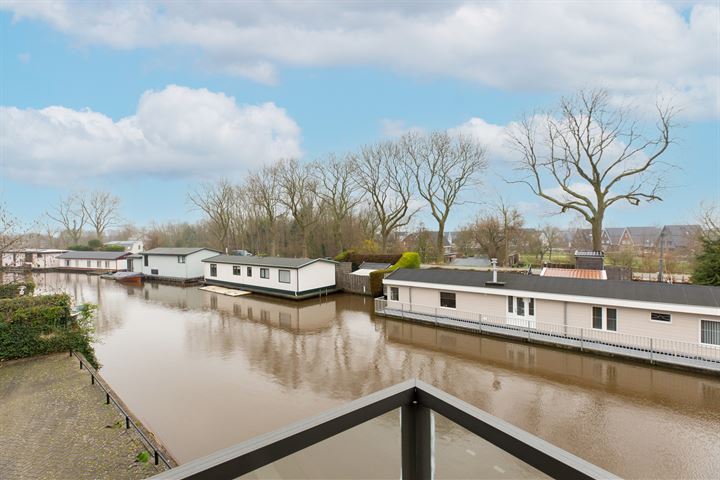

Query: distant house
[449,256,491,268]
[202,256,337,299]
[660,225,702,251]
[621,227,661,250]
[57,251,131,271]
[1,249,67,269]
[104,239,144,254]
[601,228,625,249]
[142,248,220,281]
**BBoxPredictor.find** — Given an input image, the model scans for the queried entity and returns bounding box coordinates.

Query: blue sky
[1,1,718,231]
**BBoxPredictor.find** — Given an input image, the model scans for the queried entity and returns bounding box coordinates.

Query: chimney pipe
[485,258,504,286]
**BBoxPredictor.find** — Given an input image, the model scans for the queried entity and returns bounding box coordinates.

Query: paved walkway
[0,354,162,480]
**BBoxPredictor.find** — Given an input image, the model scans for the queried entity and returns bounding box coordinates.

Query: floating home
[57,251,131,271]
[202,255,337,300]
[379,268,720,372]
[141,248,220,282]
[1,249,68,269]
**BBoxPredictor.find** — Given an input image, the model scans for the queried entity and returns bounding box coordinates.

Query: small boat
[109,271,144,285]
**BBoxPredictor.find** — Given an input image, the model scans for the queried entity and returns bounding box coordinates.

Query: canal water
[30,272,720,478]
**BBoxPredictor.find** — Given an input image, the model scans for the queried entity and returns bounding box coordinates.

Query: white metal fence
[374,298,720,372]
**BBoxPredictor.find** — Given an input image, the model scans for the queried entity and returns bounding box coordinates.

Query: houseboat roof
[384,268,720,309]
[143,247,220,256]
[357,262,392,271]
[203,255,336,269]
[57,251,130,260]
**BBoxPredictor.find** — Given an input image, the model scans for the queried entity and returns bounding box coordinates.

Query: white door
[507,296,536,328]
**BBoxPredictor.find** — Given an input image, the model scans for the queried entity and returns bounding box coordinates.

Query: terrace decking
[375,299,720,374]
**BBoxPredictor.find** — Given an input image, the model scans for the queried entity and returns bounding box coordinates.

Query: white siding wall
[297,261,336,292]
[57,258,125,270]
[384,282,720,346]
[205,261,299,293]
[142,250,217,279]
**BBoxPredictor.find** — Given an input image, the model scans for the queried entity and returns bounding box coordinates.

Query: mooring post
[401,399,432,480]
[106,393,110,405]
[91,374,95,385]
[126,416,130,429]
[154,450,159,465]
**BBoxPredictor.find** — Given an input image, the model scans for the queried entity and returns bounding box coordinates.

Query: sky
[0,1,718,232]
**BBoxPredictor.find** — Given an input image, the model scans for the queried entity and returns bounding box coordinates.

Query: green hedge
[0,280,35,299]
[0,294,98,367]
[368,252,421,296]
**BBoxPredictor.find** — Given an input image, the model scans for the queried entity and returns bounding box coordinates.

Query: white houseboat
[202,255,337,300]
[379,267,720,372]
[1,249,68,269]
[57,251,131,271]
[141,247,220,282]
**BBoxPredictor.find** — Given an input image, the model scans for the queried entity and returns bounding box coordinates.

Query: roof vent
[485,258,505,286]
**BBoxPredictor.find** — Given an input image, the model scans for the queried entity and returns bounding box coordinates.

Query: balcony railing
[375,298,720,373]
[150,379,617,479]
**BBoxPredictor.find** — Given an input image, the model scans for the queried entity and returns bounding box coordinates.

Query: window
[529,298,535,316]
[210,264,217,277]
[440,292,456,309]
[516,297,525,316]
[105,261,110,268]
[279,269,291,284]
[66,260,70,267]
[151,269,159,275]
[87,260,91,267]
[701,320,720,346]
[651,312,671,323]
[592,307,603,329]
[177,255,186,264]
[260,268,269,279]
[606,308,617,331]
[233,266,242,276]
[247,267,252,277]
[97,260,102,267]
[390,287,399,301]
[144,255,148,267]
[508,296,513,313]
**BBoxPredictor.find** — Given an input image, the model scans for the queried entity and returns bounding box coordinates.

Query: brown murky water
[28,272,720,478]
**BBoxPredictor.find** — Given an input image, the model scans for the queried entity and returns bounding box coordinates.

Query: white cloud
[379,119,424,138]
[17,52,30,64]
[0,85,302,184]
[449,117,510,161]
[2,1,718,117]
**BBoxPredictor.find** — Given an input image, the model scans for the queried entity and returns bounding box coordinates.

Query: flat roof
[143,247,220,256]
[541,268,607,280]
[203,255,336,269]
[57,251,129,260]
[385,268,720,309]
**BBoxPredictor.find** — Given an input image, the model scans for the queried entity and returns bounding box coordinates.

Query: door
[507,296,536,328]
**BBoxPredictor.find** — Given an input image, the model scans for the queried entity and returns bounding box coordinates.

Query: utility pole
[657,229,665,283]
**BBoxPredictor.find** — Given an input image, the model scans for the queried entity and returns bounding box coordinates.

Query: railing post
[650,338,654,364]
[580,329,584,352]
[401,402,432,480]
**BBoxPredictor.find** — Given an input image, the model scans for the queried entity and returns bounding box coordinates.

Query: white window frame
[278,269,291,284]
[650,312,672,324]
[439,291,456,309]
[178,255,186,264]
[260,268,270,279]
[700,319,720,347]
[232,265,242,276]
[390,287,399,301]
[592,306,618,332]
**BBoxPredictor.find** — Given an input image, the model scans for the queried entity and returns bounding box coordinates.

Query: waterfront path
[0,354,162,480]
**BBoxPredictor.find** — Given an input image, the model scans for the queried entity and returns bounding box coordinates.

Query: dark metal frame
[150,379,617,479]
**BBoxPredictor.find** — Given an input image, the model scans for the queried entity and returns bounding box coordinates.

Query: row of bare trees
[188,131,488,260]
[47,190,121,244]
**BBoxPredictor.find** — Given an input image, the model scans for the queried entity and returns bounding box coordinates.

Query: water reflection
[26,273,720,479]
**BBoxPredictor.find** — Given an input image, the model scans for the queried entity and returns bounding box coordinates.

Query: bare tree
[540,224,562,261]
[81,190,121,240]
[246,163,284,256]
[509,89,674,251]
[188,179,236,252]
[470,197,524,266]
[0,204,23,254]
[356,140,418,252]
[48,194,87,244]
[276,158,320,257]
[356,206,380,247]
[699,201,720,239]
[312,154,363,253]
[403,131,487,263]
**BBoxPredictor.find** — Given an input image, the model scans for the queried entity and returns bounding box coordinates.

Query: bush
[67,244,94,251]
[334,249,354,262]
[87,239,102,249]
[0,280,35,299]
[101,245,125,252]
[692,237,720,286]
[391,252,421,270]
[0,294,98,367]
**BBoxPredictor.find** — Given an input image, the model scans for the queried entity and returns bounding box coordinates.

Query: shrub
[692,237,720,286]
[100,245,125,252]
[87,239,102,249]
[334,249,355,262]
[391,252,420,270]
[67,244,93,251]
[0,294,98,367]
[0,280,35,299]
